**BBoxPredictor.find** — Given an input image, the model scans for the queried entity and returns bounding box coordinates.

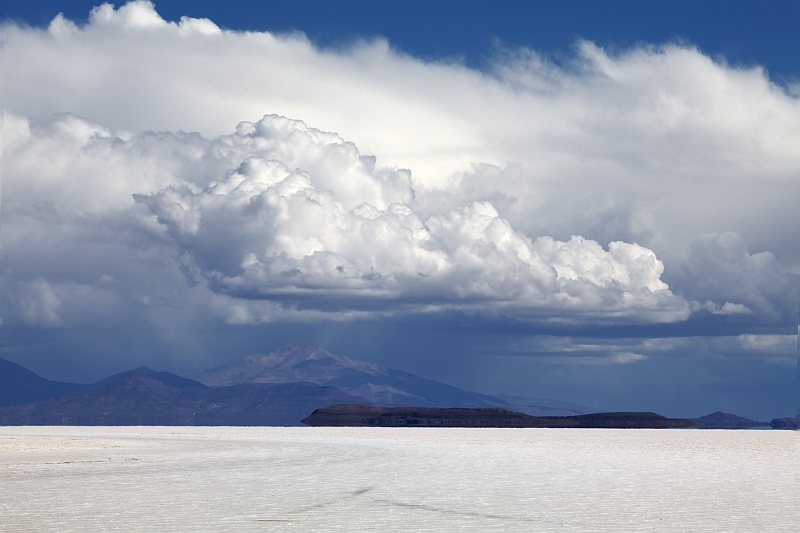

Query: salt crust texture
[1,426,797,532]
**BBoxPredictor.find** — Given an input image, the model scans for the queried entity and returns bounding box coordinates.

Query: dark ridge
[692,411,768,429]
[0,370,366,426]
[769,418,800,430]
[302,404,696,429]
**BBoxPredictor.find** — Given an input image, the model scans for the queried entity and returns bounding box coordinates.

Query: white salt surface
[1,427,797,532]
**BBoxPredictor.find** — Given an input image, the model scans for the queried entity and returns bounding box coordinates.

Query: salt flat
[1,427,797,532]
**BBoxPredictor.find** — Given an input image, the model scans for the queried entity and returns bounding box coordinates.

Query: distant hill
[0,367,363,426]
[91,366,206,390]
[769,417,800,430]
[303,404,696,429]
[195,345,584,415]
[0,358,83,406]
[692,411,768,429]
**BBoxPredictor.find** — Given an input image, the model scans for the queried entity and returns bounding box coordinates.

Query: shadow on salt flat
[256,485,538,526]
[374,498,539,524]
[254,486,376,522]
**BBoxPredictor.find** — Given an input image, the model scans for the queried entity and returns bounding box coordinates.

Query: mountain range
[194,345,586,415]
[0,345,584,425]
[0,365,360,426]
[3,346,782,428]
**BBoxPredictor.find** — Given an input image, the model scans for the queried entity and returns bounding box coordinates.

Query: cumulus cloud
[0,111,687,327]
[134,115,688,322]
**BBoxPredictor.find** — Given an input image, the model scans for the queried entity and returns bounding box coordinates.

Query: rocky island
[302,404,696,428]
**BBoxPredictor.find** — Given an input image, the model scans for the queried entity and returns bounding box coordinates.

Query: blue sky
[0,1,797,419]
[4,0,800,80]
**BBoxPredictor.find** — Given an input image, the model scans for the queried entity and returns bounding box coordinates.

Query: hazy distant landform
[0,345,580,425]
[1,345,793,429]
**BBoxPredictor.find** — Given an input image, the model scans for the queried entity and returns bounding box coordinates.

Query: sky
[0,1,798,420]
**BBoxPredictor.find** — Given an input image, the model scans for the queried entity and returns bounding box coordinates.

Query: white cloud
[503,336,652,365]
[714,302,752,316]
[609,352,647,364]
[738,334,797,353]
[504,333,797,365]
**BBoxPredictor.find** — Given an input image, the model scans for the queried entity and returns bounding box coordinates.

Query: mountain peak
[198,345,383,386]
[130,366,159,374]
[96,367,207,389]
[196,345,512,410]
[243,344,336,365]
